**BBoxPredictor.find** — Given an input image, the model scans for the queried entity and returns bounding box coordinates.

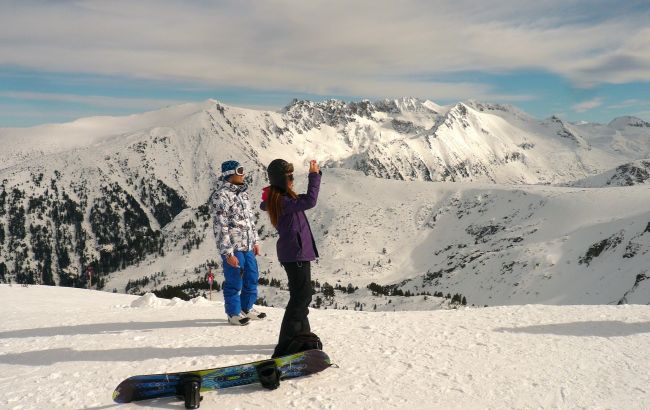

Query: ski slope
[1,285,648,409]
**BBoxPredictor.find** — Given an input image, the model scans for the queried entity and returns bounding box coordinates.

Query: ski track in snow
[0,285,648,409]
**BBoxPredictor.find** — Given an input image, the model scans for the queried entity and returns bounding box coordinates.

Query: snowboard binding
[256,361,281,390]
[177,374,203,409]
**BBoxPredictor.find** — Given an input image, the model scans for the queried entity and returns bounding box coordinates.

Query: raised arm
[282,171,321,214]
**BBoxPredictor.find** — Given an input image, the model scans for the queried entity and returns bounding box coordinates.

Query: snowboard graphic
[113,349,331,407]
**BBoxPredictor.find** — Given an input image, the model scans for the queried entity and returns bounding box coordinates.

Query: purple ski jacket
[260,172,321,263]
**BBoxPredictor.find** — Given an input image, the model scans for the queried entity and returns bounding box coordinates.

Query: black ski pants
[277,261,312,347]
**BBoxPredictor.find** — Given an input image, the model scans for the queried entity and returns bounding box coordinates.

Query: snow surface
[1,285,648,409]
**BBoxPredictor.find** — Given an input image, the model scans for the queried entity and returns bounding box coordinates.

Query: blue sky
[1,0,649,127]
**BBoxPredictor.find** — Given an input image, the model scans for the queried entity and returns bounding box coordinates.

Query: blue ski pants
[221,250,259,317]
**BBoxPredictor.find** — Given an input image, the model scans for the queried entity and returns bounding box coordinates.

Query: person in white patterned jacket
[210,160,266,325]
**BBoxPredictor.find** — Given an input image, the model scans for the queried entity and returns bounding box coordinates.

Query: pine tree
[322,282,335,299]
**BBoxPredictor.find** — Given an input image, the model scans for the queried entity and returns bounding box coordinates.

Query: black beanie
[267,159,293,192]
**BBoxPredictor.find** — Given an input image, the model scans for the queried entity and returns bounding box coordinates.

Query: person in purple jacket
[261,158,322,358]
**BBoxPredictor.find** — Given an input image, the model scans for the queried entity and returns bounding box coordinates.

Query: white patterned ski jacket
[210,181,259,256]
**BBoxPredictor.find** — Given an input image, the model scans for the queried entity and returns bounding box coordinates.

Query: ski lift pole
[86,266,94,290]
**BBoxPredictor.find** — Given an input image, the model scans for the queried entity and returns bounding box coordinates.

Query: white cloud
[608,99,650,110]
[0,91,184,110]
[572,97,604,112]
[0,1,648,98]
[0,103,102,128]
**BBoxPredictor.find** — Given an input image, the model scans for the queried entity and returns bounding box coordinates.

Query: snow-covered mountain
[1,285,648,409]
[1,98,650,308]
[608,115,650,130]
[571,159,650,187]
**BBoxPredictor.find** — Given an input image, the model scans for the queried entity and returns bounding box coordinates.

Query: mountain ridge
[1,98,649,307]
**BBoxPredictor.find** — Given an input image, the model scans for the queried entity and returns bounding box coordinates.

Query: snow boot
[228,314,250,326]
[272,332,322,358]
[243,308,267,320]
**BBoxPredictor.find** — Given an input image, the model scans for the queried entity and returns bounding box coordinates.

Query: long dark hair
[266,185,297,228]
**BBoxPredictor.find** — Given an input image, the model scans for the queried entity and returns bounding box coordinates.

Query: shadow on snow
[495,320,650,337]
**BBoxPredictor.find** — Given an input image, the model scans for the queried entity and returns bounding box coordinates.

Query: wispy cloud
[572,97,604,112]
[0,91,184,110]
[1,1,647,98]
[634,111,650,120]
[1,0,650,127]
[608,99,650,109]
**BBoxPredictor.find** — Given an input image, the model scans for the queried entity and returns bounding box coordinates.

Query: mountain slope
[1,99,650,307]
[571,159,650,187]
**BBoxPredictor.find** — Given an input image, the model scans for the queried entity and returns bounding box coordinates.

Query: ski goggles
[223,166,245,177]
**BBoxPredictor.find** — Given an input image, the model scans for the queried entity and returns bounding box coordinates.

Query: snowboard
[112,349,331,406]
